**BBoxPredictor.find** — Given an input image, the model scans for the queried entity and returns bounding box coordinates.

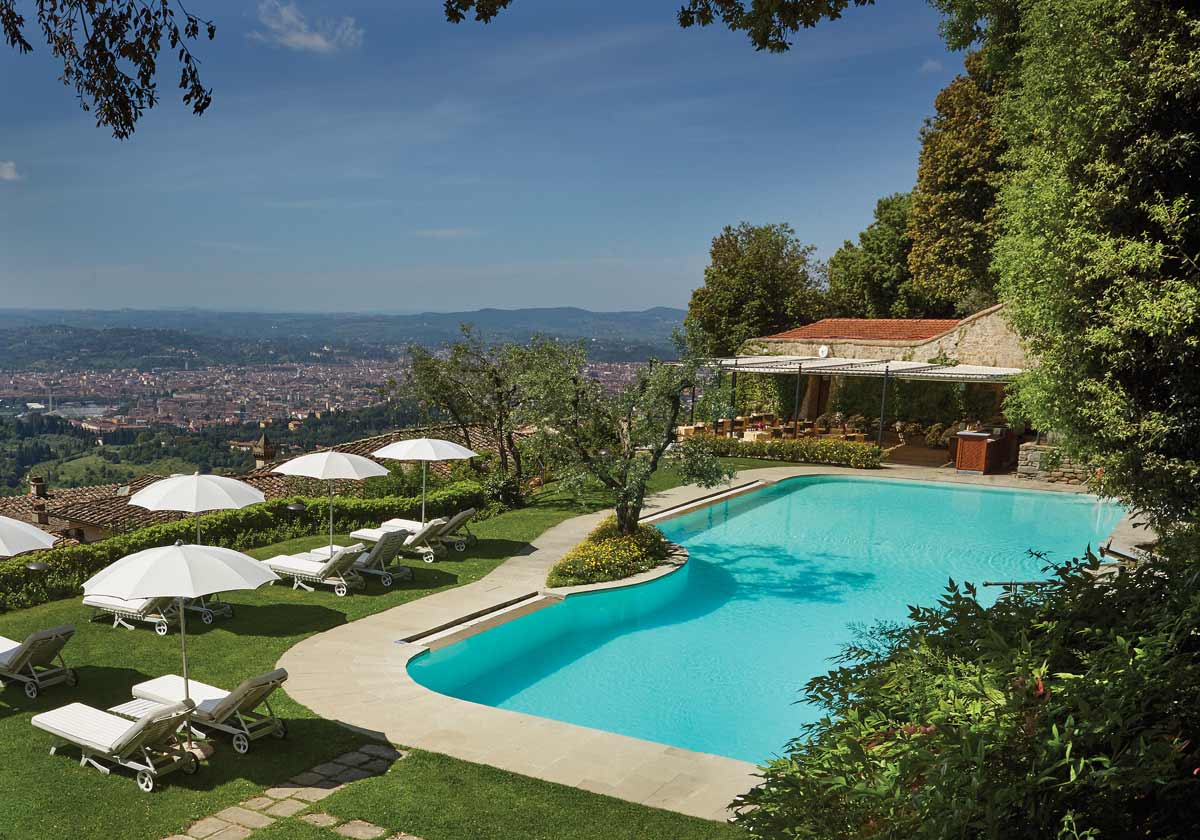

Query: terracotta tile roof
[0,423,502,539]
[767,318,961,342]
[249,423,502,477]
[0,472,307,535]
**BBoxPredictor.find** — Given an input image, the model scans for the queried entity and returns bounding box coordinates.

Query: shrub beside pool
[547,516,674,587]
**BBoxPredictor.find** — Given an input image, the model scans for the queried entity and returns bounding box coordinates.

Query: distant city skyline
[1,0,959,312]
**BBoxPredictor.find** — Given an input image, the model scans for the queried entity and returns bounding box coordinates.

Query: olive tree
[390,326,533,505]
[519,336,733,534]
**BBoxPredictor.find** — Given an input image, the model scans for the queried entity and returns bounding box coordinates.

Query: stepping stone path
[166,743,423,840]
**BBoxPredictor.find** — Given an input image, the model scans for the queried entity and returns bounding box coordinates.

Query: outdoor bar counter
[955,428,1014,474]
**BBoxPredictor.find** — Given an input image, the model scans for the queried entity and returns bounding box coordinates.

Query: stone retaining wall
[1017,443,1092,485]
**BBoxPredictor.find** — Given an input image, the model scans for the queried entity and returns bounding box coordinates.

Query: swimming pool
[408,476,1125,763]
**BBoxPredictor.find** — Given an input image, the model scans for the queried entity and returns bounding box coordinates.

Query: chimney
[32,499,49,526]
[29,475,47,498]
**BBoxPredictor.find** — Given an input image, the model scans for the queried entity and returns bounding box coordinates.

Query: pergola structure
[693,355,1024,446]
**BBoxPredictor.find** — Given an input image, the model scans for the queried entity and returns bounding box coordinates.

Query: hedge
[0,480,485,613]
[703,435,884,469]
[546,515,673,588]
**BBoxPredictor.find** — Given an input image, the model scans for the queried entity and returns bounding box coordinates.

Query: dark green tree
[995,0,1200,527]
[907,51,1007,315]
[826,193,941,318]
[685,222,826,356]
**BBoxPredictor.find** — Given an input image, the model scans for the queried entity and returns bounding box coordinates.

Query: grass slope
[0,461,775,839]
[258,750,740,840]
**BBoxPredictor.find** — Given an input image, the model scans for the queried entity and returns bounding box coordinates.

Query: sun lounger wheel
[380,573,394,588]
[24,681,38,700]
[137,770,156,793]
[182,753,198,774]
[65,668,78,687]
[200,609,214,625]
[232,733,250,754]
[452,541,466,552]
[333,582,349,597]
[273,720,288,739]
[154,620,170,636]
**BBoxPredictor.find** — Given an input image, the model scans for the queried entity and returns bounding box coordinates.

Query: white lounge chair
[309,529,414,587]
[0,624,78,699]
[83,594,178,636]
[263,543,366,596]
[348,518,446,563]
[32,699,198,792]
[109,669,289,755]
[375,508,478,553]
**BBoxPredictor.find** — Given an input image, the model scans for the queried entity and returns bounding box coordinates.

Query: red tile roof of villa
[767,318,961,342]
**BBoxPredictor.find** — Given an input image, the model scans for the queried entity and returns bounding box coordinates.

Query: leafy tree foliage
[685,222,826,356]
[736,541,1200,839]
[393,326,535,506]
[994,0,1200,527]
[826,193,942,318]
[519,337,733,533]
[444,0,876,52]
[907,51,1006,316]
[1,0,214,138]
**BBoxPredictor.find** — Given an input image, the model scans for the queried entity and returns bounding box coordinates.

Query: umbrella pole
[329,481,335,557]
[421,461,427,525]
[179,595,193,748]
[195,513,201,545]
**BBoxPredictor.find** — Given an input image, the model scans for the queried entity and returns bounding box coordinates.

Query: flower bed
[547,515,674,588]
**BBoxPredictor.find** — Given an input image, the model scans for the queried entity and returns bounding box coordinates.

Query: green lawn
[259,750,740,840]
[0,463,776,839]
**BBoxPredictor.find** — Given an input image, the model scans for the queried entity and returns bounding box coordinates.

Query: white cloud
[250,1,363,54]
[919,59,944,75]
[0,161,21,182]
[411,228,481,239]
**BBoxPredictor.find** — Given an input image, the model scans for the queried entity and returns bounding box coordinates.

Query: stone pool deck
[279,464,1148,823]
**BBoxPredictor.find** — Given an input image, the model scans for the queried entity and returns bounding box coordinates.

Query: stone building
[736,304,1030,421]
[746,303,1029,369]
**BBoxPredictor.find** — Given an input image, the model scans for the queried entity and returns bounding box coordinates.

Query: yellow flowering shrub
[547,515,673,587]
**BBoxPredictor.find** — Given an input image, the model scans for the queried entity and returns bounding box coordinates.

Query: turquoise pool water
[408,476,1125,763]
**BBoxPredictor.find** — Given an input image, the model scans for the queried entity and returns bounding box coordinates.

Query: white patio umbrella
[82,542,279,742]
[272,451,388,556]
[372,438,478,524]
[0,514,56,558]
[128,473,266,543]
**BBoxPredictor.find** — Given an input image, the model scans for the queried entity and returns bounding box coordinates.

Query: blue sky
[0,0,960,312]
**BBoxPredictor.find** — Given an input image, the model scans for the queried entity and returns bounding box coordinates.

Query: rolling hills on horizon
[0,306,687,369]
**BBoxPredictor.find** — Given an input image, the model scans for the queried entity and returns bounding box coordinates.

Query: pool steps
[403,593,558,650]
[639,479,768,524]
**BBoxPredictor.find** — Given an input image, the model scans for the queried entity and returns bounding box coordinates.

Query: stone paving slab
[215,807,274,830]
[335,820,388,839]
[265,799,308,818]
[280,464,1133,823]
[208,828,252,840]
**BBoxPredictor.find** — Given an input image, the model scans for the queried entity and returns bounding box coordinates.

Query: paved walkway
[279,464,1147,823]
[166,744,413,840]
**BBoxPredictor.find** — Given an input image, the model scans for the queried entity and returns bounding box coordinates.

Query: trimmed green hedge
[704,435,884,469]
[547,515,673,588]
[0,481,485,612]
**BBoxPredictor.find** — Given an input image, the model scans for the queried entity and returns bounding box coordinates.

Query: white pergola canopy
[699,355,1021,382]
